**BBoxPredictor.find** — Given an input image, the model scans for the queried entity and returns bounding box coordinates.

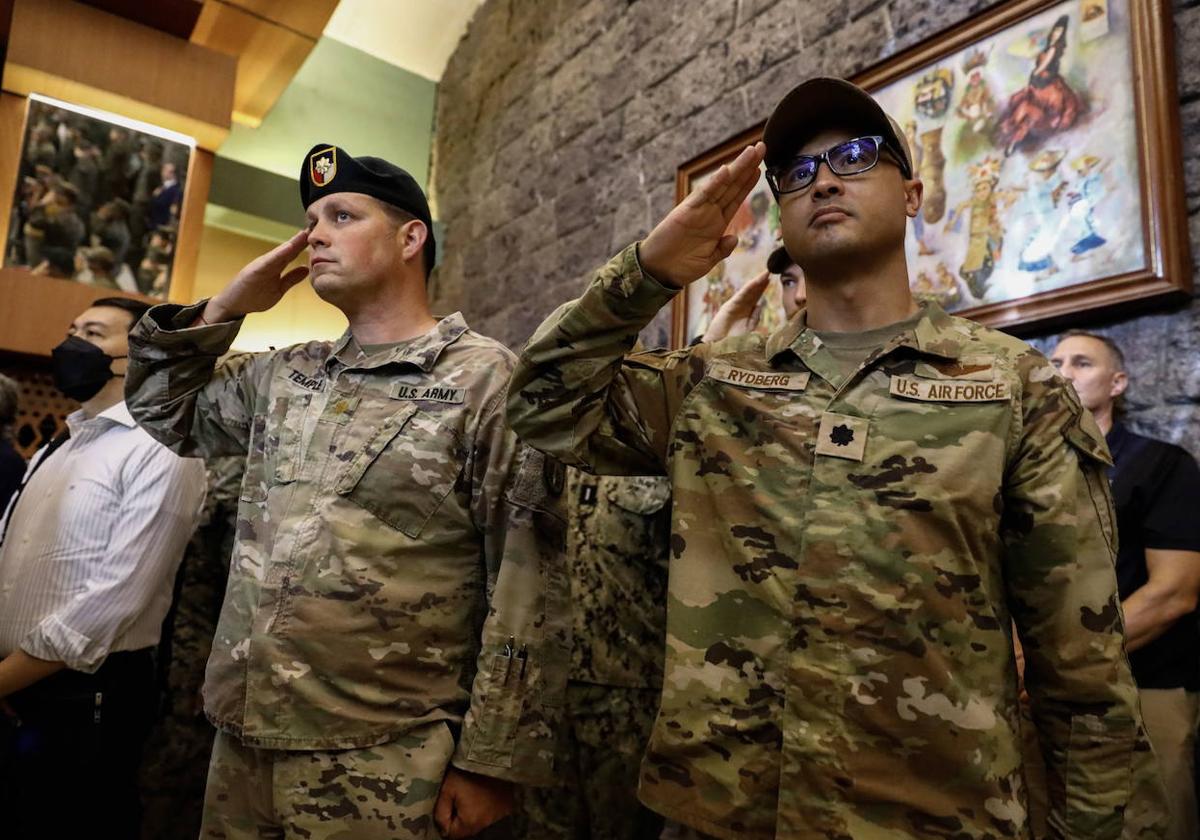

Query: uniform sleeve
[451,389,570,786]
[507,244,705,476]
[125,301,272,459]
[1000,357,1163,839]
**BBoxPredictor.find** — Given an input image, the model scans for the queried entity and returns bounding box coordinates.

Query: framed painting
[671,0,1189,345]
[4,93,195,300]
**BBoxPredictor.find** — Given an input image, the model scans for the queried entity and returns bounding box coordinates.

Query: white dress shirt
[0,401,205,673]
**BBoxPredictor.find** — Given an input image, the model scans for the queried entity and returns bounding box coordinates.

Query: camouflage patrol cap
[300,143,436,269]
[763,77,913,178]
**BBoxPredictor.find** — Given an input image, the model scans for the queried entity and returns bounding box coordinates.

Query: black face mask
[51,335,126,402]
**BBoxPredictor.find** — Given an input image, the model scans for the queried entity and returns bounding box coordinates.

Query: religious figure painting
[672,0,1188,343]
[865,0,1188,330]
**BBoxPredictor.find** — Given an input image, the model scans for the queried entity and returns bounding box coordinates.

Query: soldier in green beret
[125,144,569,840]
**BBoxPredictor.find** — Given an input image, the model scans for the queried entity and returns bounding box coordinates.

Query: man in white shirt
[0,296,205,840]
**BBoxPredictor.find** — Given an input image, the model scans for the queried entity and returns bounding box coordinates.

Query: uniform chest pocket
[334,403,464,538]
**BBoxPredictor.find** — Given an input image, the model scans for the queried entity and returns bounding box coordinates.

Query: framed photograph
[4,94,195,300]
[671,0,1188,345]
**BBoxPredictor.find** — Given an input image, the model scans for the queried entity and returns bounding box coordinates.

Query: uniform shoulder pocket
[239,392,310,502]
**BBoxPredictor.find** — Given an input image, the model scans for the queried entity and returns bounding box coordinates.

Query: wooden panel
[4,0,234,146]
[191,1,314,127]
[0,92,25,260]
[221,0,340,39]
[76,0,204,39]
[0,0,14,69]
[170,148,214,304]
[0,268,157,357]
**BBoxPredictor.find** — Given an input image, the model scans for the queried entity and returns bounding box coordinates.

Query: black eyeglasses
[766,136,907,194]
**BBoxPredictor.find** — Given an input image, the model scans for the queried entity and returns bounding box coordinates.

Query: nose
[307,221,329,249]
[811,163,843,199]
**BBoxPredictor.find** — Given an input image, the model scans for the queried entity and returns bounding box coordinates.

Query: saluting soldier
[125,145,568,840]
[517,469,671,840]
[507,78,1162,840]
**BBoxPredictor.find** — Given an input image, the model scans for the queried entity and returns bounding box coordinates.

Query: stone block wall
[430,0,1200,454]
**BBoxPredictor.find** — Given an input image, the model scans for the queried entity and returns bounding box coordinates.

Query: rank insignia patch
[815,412,869,461]
[310,147,337,187]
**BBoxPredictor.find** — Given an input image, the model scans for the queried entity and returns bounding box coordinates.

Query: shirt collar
[766,301,965,366]
[65,400,137,436]
[1105,420,1128,458]
[326,312,470,374]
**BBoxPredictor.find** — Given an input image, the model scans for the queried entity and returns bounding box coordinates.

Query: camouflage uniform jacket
[507,245,1154,839]
[566,470,671,688]
[126,304,568,784]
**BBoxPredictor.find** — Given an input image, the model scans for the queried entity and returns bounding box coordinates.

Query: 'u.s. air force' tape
[708,363,810,391]
[890,376,1010,402]
[392,383,467,404]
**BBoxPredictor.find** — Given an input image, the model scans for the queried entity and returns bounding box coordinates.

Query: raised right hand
[202,230,310,323]
[702,270,770,343]
[639,142,766,289]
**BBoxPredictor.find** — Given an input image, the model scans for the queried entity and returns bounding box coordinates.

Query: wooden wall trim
[171,148,214,304]
[4,0,234,149]
[0,268,158,357]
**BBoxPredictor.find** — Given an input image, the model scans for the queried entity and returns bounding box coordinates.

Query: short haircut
[91,296,151,333]
[378,201,433,283]
[0,373,18,435]
[1059,329,1125,371]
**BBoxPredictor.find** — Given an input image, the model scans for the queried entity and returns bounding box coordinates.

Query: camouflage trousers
[202,722,454,839]
[515,682,663,840]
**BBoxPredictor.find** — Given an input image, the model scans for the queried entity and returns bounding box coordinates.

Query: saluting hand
[201,229,310,324]
[702,270,770,342]
[639,142,766,288]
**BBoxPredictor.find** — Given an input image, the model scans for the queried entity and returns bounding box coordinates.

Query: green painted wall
[216,36,437,188]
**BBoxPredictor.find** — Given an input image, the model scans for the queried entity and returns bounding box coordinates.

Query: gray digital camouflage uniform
[517,470,671,839]
[506,244,1163,840]
[126,305,569,838]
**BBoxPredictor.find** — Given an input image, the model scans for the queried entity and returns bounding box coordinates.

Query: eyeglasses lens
[828,137,879,175]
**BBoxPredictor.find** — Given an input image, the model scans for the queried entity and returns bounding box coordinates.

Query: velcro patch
[815,412,868,461]
[890,376,1010,402]
[287,368,324,391]
[709,363,810,391]
[392,384,467,404]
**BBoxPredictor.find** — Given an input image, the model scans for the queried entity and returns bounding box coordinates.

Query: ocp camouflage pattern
[126,304,569,786]
[506,244,1164,839]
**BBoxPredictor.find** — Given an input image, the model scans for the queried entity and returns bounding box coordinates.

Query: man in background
[0,296,205,839]
[1051,330,1200,840]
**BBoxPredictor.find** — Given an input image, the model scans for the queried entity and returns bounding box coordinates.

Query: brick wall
[430,0,1200,453]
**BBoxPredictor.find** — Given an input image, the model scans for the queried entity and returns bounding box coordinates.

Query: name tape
[890,376,1010,402]
[393,384,467,404]
[709,363,810,392]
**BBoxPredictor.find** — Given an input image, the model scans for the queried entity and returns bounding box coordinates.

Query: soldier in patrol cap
[507,77,1163,839]
[124,144,569,839]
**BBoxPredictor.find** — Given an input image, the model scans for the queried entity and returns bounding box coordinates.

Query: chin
[310,273,347,303]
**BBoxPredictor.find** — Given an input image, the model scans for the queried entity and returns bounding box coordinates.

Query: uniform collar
[766,301,965,367]
[327,312,470,373]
